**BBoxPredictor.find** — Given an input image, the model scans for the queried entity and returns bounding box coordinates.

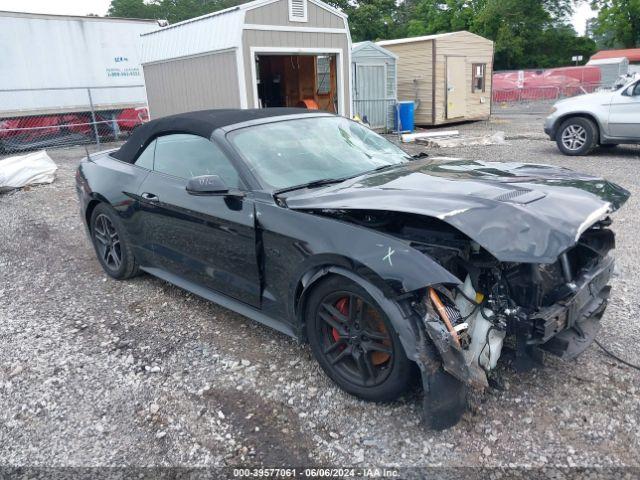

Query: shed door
[446,56,467,119]
[355,64,387,128]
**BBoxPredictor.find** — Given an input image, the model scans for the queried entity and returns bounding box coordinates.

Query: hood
[285,159,630,263]
[554,90,614,108]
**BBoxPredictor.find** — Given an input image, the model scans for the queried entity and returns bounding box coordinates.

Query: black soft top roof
[112,108,322,163]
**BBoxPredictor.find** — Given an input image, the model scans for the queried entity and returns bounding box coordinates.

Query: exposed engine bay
[312,209,616,384]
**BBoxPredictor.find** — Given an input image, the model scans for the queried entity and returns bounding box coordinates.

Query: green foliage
[591,0,640,47]
[107,0,600,69]
[331,0,595,69]
[107,0,245,22]
[108,0,158,18]
[471,0,596,69]
[330,0,398,42]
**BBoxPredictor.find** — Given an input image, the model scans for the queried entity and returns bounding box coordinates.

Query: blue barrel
[394,101,415,133]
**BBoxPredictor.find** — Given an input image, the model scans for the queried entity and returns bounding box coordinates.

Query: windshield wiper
[370,163,403,173]
[273,177,347,196]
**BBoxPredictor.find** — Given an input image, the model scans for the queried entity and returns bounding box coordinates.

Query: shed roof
[376,30,491,46]
[140,0,349,64]
[587,57,629,66]
[591,48,640,63]
[140,7,244,64]
[352,41,398,59]
[0,10,160,23]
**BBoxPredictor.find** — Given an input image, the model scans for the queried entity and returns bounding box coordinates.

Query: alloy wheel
[561,124,587,151]
[315,292,394,387]
[93,213,122,271]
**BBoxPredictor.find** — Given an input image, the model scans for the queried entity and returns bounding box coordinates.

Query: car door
[120,138,156,266]
[608,81,640,139]
[136,133,261,307]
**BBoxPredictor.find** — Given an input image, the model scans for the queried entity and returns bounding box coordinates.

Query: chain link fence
[492,80,607,115]
[0,86,148,155]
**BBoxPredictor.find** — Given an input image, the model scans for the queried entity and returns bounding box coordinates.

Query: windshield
[228,116,410,190]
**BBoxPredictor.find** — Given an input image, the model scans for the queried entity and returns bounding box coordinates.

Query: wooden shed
[377,31,493,126]
[140,0,352,119]
[351,41,397,130]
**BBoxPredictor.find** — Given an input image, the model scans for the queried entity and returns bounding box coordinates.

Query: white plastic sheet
[0,150,57,192]
[416,131,508,148]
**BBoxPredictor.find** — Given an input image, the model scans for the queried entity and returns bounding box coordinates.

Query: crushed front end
[316,210,623,429]
[410,218,617,428]
[286,157,630,429]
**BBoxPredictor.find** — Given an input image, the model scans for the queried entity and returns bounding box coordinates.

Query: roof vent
[289,0,308,22]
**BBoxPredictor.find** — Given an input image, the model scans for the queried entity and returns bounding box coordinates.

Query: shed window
[472,63,486,93]
[316,56,331,94]
[288,0,308,22]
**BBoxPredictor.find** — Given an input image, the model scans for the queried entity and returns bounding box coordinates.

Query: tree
[107,0,245,22]
[470,0,591,69]
[400,0,479,37]
[108,0,158,18]
[107,0,598,69]
[327,0,398,41]
[585,17,619,48]
[591,0,640,47]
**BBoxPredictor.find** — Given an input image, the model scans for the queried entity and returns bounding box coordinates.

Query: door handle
[141,192,159,202]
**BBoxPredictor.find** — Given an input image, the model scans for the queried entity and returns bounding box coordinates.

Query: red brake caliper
[332,297,390,365]
[332,297,349,343]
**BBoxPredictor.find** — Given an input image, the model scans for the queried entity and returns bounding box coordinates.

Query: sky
[0,0,598,34]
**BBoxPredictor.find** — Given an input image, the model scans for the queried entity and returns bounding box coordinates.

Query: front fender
[297,266,485,390]
[272,206,461,296]
[297,266,422,355]
[298,267,481,429]
[255,202,461,324]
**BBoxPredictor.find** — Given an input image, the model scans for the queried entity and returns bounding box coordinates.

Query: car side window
[153,134,241,188]
[634,82,640,96]
[134,140,156,169]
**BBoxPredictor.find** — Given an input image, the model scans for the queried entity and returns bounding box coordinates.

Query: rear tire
[90,203,139,280]
[556,117,597,156]
[305,275,414,402]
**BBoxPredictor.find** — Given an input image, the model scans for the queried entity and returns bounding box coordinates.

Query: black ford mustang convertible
[76,108,629,429]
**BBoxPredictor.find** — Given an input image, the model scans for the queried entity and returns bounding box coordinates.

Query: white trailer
[0,11,159,117]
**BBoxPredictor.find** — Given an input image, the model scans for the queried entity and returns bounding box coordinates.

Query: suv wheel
[556,117,597,156]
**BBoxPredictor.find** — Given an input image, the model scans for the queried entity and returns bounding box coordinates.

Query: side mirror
[186,175,245,198]
[622,82,640,97]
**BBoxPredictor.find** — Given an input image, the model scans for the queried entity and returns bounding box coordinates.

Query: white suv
[544,75,640,155]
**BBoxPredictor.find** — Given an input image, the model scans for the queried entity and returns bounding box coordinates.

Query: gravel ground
[1,114,639,470]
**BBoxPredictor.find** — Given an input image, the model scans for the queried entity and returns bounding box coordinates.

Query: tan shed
[378,31,493,126]
[140,0,351,119]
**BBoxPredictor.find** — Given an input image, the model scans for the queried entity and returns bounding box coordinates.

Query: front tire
[90,203,139,280]
[556,117,597,156]
[305,276,414,402]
